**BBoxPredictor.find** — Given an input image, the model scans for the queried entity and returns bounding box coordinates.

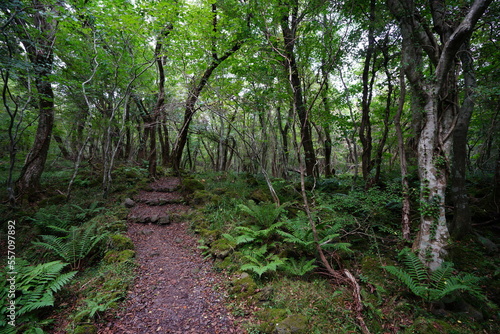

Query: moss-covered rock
[196,228,220,243]
[108,234,134,251]
[275,314,308,334]
[255,308,288,333]
[103,250,135,264]
[107,220,128,233]
[249,188,272,203]
[191,190,220,206]
[209,238,236,258]
[214,254,240,272]
[182,178,205,193]
[73,324,97,334]
[230,273,258,299]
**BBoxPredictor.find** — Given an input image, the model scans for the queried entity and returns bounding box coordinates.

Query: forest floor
[97,177,244,334]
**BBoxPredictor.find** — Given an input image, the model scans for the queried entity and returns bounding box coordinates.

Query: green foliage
[29,202,103,234]
[383,249,486,304]
[281,257,318,276]
[237,200,288,228]
[32,222,109,270]
[74,292,121,322]
[240,244,286,278]
[223,221,286,246]
[278,212,352,255]
[0,260,76,333]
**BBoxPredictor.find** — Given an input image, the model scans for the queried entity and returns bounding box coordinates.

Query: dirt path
[99,177,242,334]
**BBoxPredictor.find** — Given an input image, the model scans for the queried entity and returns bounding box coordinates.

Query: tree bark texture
[450,43,476,238]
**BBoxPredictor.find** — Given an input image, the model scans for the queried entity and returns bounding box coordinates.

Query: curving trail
[99,177,242,334]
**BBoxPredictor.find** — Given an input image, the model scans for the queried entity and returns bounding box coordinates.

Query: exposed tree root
[299,166,371,334]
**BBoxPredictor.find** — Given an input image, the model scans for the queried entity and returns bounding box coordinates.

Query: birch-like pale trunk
[414,88,451,270]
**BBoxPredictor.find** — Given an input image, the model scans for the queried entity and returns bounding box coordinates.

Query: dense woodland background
[1,0,500,333]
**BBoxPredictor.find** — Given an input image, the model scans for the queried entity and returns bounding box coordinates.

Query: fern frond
[401,250,428,283]
[429,262,453,290]
[33,235,70,261]
[321,242,353,253]
[277,230,314,246]
[47,271,77,293]
[282,257,317,276]
[384,265,423,295]
[222,233,236,244]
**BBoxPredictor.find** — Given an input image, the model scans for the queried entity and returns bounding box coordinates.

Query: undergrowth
[191,172,500,334]
[0,162,143,333]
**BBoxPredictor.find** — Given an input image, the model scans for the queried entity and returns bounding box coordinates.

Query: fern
[281,257,317,276]
[240,244,286,277]
[383,249,486,304]
[224,221,286,247]
[33,222,109,269]
[74,293,121,321]
[0,259,76,333]
[237,200,288,227]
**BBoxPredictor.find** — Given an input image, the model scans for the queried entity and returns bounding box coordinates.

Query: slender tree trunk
[15,2,57,196]
[359,0,376,186]
[171,41,243,171]
[281,9,317,176]
[277,106,291,179]
[374,39,393,185]
[395,68,411,241]
[450,43,476,238]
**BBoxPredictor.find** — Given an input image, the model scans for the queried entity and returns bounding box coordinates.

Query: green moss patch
[108,234,134,251]
[103,250,135,264]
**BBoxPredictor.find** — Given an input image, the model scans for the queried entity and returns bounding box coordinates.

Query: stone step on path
[125,178,187,225]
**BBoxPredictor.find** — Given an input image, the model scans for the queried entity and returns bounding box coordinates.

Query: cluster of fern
[0,260,77,334]
[383,249,486,305]
[222,200,352,278]
[0,201,112,333]
[33,222,109,270]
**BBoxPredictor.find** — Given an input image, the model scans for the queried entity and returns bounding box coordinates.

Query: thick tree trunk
[17,83,54,195]
[414,91,451,270]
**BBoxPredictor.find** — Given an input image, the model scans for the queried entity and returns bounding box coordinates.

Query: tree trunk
[359,0,376,186]
[450,43,476,238]
[15,1,57,197]
[394,68,411,241]
[374,38,393,185]
[171,41,243,171]
[281,8,317,177]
